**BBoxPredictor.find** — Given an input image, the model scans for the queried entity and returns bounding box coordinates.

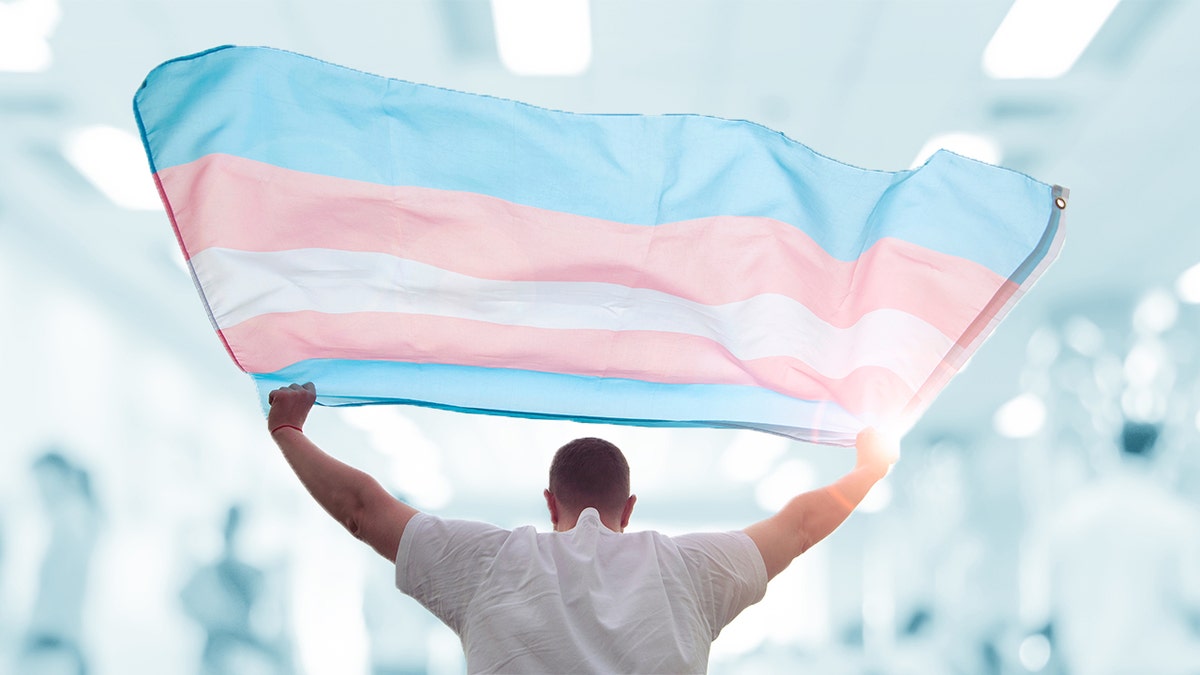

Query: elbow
[338,495,370,540]
[791,514,818,556]
[343,512,364,539]
[794,529,815,557]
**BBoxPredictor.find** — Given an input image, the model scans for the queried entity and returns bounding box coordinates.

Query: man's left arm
[744,428,897,580]
[267,383,419,561]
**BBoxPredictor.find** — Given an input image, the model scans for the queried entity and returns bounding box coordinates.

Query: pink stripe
[222,311,918,418]
[158,154,1008,338]
[904,278,1022,418]
[154,170,247,371]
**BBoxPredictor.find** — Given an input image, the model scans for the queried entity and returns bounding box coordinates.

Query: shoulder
[665,530,769,634]
[672,530,766,576]
[396,513,514,589]
[672,529,759,553]
[404,512,512,545]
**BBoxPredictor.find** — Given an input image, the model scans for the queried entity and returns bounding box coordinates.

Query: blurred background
[2,0,1200,673]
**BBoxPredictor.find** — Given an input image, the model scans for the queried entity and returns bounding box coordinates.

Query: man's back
[396,507,767,674]
[264,385,895,672]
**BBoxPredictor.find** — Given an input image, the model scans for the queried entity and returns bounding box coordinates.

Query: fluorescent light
[491,0,592,76]
[911,132,1001,168]
[63,125,162,211]
[1176,262,1200,303]
[993,393,1046,438]
[0,0,61,73]
[983,0,1122,79]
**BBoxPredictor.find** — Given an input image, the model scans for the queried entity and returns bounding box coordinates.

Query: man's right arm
[268,383,419,562]
[744,429,897,580]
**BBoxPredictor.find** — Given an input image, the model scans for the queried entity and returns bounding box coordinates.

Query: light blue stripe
[1010,185,1067,286]
[250,359,863,445]
[135,46,1055,277]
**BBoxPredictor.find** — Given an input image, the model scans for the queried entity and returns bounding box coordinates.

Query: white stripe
[190,247,954,389]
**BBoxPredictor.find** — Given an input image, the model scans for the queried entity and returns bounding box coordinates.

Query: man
[267,382,897,673]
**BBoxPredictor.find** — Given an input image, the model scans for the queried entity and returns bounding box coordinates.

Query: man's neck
[557,507,623,533]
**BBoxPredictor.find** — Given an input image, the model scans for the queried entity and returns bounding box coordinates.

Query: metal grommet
[1055,196,1067,209]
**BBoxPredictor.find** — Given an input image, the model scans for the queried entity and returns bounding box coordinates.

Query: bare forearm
[747,429,897,580]
[795,464,886,550]
[271,427,378,532]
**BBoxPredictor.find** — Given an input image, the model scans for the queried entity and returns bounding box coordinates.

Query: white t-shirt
[395,507,768,674]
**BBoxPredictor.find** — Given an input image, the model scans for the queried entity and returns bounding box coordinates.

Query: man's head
[544,437,636,532]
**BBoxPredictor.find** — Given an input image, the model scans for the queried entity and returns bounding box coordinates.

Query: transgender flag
[134,46,1066,445]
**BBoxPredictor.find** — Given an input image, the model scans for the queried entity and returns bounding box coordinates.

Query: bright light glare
[994,393,1046,438]
[1019,633,1052,671]
[1175,262,1200,303]
[0,0,60,73]
[983,0,1121,79]
[754,459,817,513]
[491,0,592,76]
[63,125,162,210]
[911,132,1001,168]
[1132,289,1178,334]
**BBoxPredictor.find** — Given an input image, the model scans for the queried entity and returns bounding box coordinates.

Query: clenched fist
[855,428,899,476]
[268,382,317,434]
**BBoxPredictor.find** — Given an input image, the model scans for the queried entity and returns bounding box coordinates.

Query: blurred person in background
[266,382,898,673]
[180,503,290,675]
[1037,421,1200,675]
[16,450,100,675]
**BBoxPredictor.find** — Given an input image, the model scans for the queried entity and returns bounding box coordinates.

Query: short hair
[1120,421,1160,458]
[548,437,630,513]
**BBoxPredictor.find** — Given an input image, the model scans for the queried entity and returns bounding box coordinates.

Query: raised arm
[744,429,898,580]
[267,383,419,561]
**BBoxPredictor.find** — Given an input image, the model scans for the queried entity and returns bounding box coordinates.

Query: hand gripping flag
[135,46,1066,445]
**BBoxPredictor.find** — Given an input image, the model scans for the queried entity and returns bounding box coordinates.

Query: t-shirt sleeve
[673,530,768,639]
[395,513,511,634]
